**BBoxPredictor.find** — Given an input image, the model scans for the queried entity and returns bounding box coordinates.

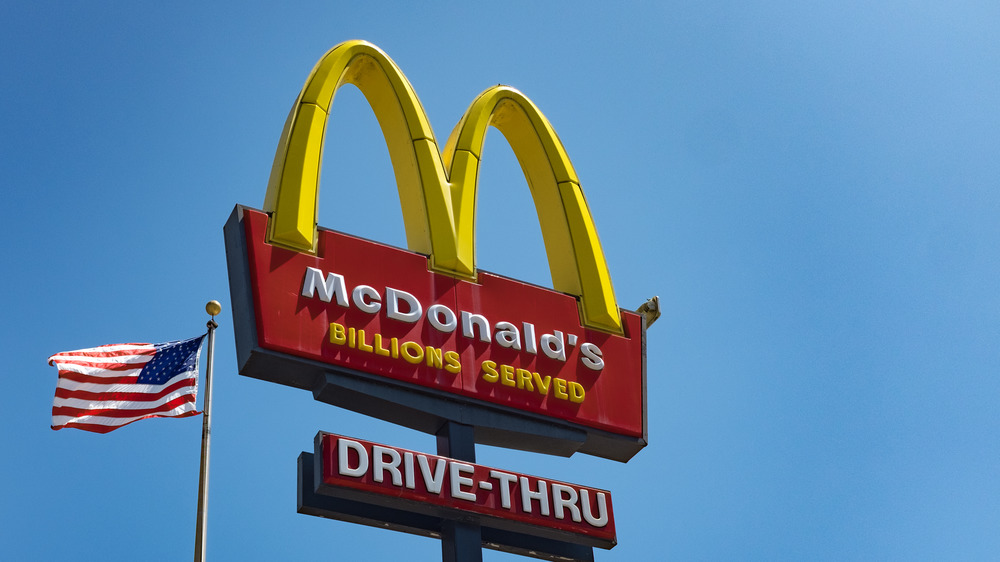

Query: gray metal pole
[437,421,482,562]
[194,301,220,562]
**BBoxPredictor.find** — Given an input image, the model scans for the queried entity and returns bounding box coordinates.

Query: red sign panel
[317,432,616,548]
[239,208,644,438]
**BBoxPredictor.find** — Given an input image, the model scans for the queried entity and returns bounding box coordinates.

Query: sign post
[437,422,481,562]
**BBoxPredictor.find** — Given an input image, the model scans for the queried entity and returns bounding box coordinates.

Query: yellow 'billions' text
[329,322,461,374]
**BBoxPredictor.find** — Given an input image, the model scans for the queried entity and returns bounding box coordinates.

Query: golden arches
[262,40,622,334]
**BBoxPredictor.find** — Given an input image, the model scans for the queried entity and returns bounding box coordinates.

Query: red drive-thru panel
[240,208,644,438]
[316,433,616,549]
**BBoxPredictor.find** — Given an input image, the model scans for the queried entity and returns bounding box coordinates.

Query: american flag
[48,335,205,433]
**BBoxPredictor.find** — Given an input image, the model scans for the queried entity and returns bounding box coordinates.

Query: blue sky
[4,1,998,560]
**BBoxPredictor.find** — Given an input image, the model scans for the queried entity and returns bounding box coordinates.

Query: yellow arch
[263,41,458,272]
[262,40,622,333]
[442,86,621,333]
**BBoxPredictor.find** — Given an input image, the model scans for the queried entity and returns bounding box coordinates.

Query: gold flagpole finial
[205,300,222,318]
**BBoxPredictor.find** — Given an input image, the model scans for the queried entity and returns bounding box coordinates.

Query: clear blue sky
[4,2,998,560]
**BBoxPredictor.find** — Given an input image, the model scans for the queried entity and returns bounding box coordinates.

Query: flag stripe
[48,336,204,433]
[51,343,155,353]
[53,394,197,419]
[54,377,197,403]
[51,361,148,374]
[48,346,156,363]
[54,369,193,392]
[53,385,197,410]
[52,409,201,434]
[52,403,201,427]
[55,370,141,386]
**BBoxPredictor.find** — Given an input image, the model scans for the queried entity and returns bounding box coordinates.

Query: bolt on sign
[225,40,657,558]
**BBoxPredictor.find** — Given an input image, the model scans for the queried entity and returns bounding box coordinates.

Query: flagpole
[195,300,221,562]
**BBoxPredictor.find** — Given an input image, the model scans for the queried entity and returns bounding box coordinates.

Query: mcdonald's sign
[225,41,655,462]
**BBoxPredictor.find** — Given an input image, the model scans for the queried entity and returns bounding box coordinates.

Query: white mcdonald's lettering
[302,266,605,371]
[333,437,610,528]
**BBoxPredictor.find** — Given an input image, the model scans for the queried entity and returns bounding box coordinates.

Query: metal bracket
[636,296,661,329]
